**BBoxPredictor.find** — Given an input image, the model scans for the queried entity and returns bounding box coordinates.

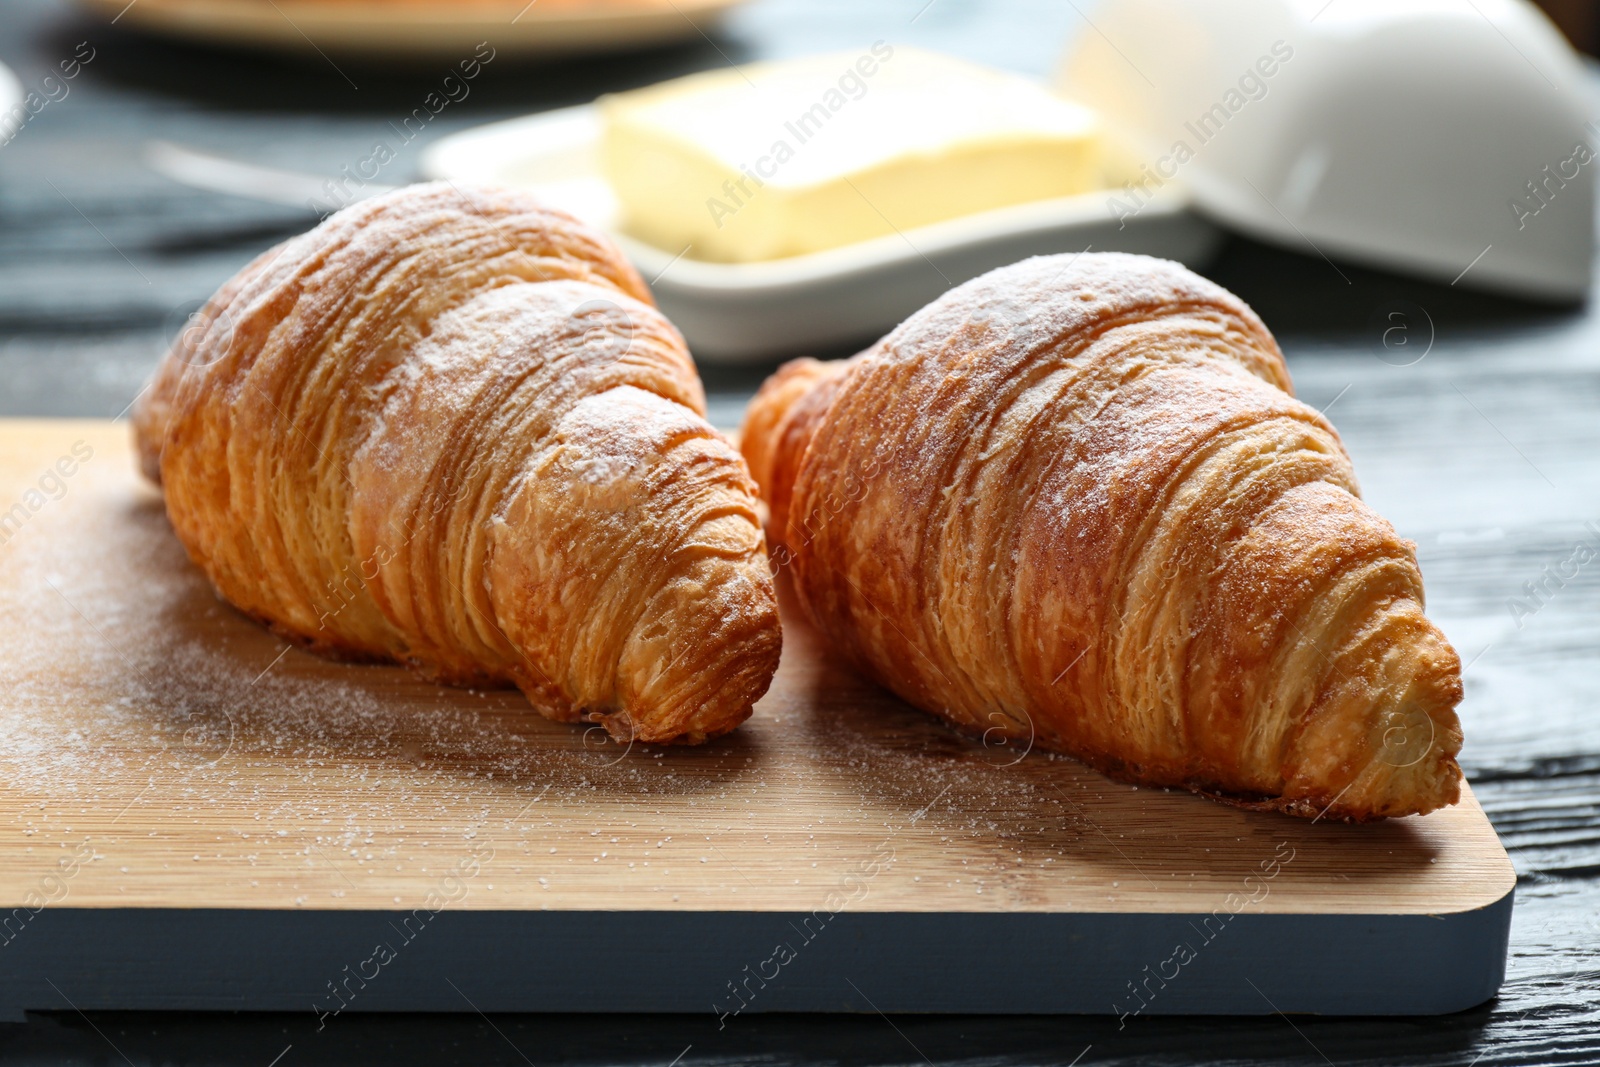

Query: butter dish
[420,104,1219,361]
[1061,0,1594,301]
[597,48,1103,263]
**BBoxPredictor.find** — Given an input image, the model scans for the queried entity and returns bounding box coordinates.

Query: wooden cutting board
[0,420,1515,1020]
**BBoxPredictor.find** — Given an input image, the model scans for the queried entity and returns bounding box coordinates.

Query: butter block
[598,47,1101,263]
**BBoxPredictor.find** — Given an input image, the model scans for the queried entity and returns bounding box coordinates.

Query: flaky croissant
[134,183,780,744]
[743,253,1463,819]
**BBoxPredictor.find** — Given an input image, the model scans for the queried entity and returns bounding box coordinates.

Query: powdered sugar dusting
[0,429,1463,915]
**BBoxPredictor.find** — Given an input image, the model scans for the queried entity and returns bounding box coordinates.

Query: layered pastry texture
[742,252,1463,819]
[135,182,781,744]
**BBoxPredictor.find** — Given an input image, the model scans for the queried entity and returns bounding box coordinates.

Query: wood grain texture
[0,420,1513,920]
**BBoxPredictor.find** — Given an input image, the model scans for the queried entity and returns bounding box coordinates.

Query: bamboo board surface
[0,420,1514,917]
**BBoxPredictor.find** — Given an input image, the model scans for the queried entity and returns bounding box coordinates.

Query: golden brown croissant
[743,253,1463,819]
[134,182,780,744]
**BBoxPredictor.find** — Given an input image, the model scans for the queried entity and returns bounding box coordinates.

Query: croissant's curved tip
[1196,747,1463,822]
[616,707,754,748]
[1260,700,1465,825]
[1319,754,1465,822]
[620,597,783,746]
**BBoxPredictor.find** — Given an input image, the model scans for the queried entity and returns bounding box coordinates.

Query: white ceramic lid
[1059,0,1595,300]
[0,61,23,146]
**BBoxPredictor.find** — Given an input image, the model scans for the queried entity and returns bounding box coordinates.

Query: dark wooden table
[1,0,1597,1063]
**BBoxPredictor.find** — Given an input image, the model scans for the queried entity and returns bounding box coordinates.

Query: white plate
[421,105,1224,362]
[74,0,747,59]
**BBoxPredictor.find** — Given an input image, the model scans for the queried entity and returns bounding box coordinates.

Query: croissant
[134,182,781,744]
[743,253,1463,819]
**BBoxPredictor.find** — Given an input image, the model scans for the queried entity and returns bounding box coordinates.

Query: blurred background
[0,0,1591,421]
[0,0,1123,421]
[1539,0,1599,52]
